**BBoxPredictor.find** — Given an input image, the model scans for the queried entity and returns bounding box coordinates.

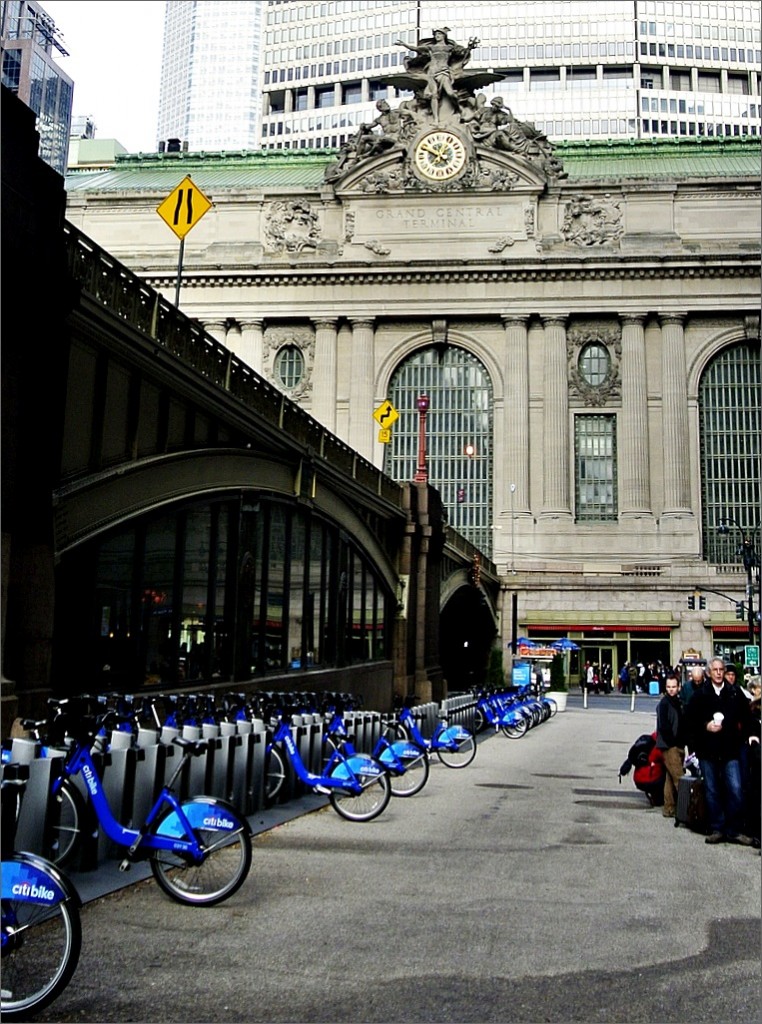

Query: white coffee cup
[713,712,724,726]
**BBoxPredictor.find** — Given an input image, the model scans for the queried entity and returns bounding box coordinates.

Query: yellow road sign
[157,176,212,239]
[378,428,392,444]
[373,400,399,428]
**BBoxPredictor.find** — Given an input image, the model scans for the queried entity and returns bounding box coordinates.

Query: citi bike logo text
[82,762,99,796]
[12,881,55,901]
[203,814,234,829]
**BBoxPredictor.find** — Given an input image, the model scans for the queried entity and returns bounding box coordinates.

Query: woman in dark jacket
[655,674,686,818]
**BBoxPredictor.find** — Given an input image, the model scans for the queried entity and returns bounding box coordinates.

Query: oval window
[275,345,304,389]
[578,342,610,387]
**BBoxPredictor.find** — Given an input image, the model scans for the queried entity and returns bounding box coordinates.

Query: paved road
[33,696,760,1023]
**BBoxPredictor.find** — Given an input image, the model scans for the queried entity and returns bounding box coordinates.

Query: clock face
[413,130,467,181]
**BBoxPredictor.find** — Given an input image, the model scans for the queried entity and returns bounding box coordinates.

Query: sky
[43,1,166,153]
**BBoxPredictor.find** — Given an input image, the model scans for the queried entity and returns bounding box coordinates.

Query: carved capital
[313,318,339,332]
[659,313,688,327]
[349,318,375,331]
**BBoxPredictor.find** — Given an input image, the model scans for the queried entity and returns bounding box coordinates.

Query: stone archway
[439,582,497,692]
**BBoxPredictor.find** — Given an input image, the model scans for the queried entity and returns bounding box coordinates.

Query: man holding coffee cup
[686,656,759,845]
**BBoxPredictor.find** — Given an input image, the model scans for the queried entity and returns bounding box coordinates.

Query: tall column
[541,316,572,517]
[311,318,339,432]
[237,320,264,374]
[203,320,227,346]
[660,313,692,516]
[348,318,375,461]
[501,316,531,515]
[619,315,652,516]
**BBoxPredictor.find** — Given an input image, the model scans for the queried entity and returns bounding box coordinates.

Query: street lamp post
[510,482,516,575]
[414,395,430,483]
[464,443,475,534]
[718,517,760,646]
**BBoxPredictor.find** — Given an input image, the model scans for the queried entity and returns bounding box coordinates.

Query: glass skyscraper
[260,0,761,150]
[0,0,73,174]
[157,0,263,152]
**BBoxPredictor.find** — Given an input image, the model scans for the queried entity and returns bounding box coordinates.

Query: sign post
[156,175,213,306]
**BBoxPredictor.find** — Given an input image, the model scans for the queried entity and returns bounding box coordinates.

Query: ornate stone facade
[62,28,761,675]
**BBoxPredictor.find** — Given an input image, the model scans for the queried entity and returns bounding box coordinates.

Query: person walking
[681,663,706,708]
[655,673,686,819]
[685,656,758,845]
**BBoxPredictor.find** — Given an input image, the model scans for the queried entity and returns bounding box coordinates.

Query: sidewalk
[34,699,761,1023]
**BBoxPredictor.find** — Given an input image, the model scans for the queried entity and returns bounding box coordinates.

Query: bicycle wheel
[500,716,528,739]
[46,781,83,868]
[328,767,391,822]
[1,863,81,1021]
[435,727,477,768]
[389,748,430,798]
[264,745,286,803]
[545,697,558,717]
[473,707,486,733]
[150,799,252,906]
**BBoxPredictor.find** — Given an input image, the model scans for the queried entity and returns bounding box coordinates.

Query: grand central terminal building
[61,42,761,683]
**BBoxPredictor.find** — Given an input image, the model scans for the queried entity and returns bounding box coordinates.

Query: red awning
[529,624,673,634]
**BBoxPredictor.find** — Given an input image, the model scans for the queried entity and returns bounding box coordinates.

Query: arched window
[384,345,494,555]
[275,345,304,389]
[700,341,761,565]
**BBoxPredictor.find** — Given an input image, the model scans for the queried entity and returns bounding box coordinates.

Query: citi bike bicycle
[1,765,82,1021]
[267,711,391,821]
[322,710,430,797]
[37,697,253,905]
[395,706,477,768]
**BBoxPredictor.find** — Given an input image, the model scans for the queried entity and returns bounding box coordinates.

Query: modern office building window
[384,346,494,555]
[157,1,263,152]
[699,341,761,566]
[575,415,617,522]
[0,0,72,173]
[259,1,761,150]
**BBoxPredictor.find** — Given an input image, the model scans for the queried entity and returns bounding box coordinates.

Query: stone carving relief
[363,239,391,256]
[264,326,314,401]
[561,194,623,247]
[264,199,321,254]
[567,321,622,406]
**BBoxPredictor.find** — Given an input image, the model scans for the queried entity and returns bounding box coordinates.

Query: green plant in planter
[549,653,567,691]
[486,647,505,690]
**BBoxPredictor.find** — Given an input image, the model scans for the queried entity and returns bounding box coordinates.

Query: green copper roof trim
[64,136,761,194]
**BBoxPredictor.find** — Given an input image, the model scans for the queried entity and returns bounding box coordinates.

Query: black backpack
[618,733,656,779]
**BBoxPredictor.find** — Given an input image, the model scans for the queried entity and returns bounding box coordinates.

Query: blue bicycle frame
[475,692,527,729]
[51,738,239,863]
[397,707,470,751]
[323,712,423,775]
[270,718,384,793]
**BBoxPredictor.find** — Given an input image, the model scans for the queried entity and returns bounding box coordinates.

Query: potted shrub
[548,652,568,711]
[486,647,505,691]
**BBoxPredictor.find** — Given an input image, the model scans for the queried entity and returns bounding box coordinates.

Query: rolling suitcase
[674,773,709,833]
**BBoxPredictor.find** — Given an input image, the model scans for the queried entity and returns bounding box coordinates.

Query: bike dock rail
[3,697,481,878]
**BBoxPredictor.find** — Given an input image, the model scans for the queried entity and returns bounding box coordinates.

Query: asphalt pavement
[31,692,761,1024]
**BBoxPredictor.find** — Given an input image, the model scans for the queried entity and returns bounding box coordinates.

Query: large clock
[412,129,468,182]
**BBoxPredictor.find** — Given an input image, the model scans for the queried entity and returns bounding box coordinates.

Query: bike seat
[169,736,209,757]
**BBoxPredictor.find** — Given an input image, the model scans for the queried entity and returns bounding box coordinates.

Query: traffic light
[699,596,706,610]
[687,595,695,610]
[736,602,745,620]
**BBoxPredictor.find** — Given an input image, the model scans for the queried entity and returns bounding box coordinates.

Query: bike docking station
[0,687,506,901]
